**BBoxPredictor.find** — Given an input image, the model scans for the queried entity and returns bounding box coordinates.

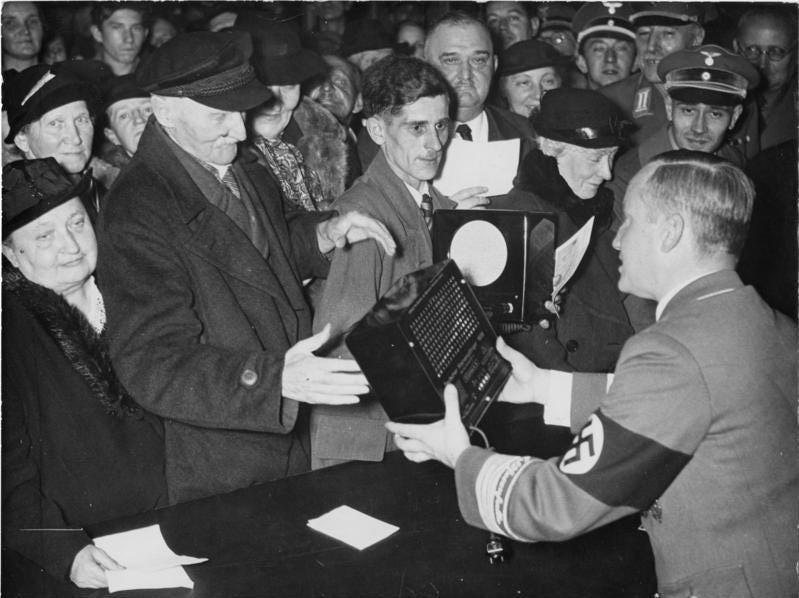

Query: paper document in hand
[553,216,594,300]
[94,524,207,571]
[105,566,195,593]
[434,138,520,197]
[308,505,399,550]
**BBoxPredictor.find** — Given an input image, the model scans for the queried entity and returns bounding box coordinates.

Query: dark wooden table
[8,452,657,598]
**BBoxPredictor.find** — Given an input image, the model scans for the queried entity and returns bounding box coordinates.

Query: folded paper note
[94,524,207,592]
[434,138,520,197]
[308,505,399,550]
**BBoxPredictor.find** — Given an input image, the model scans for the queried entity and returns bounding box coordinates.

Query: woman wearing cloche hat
[482,87,646,458]
[1,158,166,592]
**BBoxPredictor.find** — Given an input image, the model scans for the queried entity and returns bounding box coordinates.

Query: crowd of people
[1,2,796,597]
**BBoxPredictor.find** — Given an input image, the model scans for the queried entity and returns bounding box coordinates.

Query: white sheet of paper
[553,216,595,299]
[434,138,520,197]
[94,524,206,571]
[106,566,195,593]
[307,505,399,550]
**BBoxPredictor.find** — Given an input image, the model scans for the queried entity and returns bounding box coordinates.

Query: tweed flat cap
[533,87,629,148]
[136,31,271,111]
[659,45,760,106]
[3,158,93,237]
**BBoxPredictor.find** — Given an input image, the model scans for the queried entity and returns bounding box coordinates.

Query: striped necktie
[221,167,241,199]
[421,193,433,230]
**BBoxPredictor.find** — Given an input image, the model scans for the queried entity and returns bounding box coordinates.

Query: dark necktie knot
[456,123,473,141]
[421,193,433,230]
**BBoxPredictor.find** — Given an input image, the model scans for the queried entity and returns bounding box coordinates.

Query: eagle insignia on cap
[608,19,615,26]
[701,50,721,66]
[603,1,622,15]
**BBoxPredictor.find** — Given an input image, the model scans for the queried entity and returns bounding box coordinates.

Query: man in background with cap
[607,44,759,231]
[572,2,637,90]
[96,31,396,504]
[601,2,705,147]
[99,74,151,170]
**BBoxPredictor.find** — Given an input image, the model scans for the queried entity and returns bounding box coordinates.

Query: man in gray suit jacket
[388,150,798,598]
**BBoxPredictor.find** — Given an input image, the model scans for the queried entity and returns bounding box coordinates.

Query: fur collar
[3,262,142,418]
[516,148,614,229]
[293,97,350,202]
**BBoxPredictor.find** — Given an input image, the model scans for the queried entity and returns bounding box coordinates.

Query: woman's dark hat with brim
[3,158,93,238]
[533,87,630,149]
[233,13,327,87]
[499,39,570,78]
[3,60,110,144]
[136,30,272,112]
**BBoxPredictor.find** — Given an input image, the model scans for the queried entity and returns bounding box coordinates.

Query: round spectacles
[737,43,796,62]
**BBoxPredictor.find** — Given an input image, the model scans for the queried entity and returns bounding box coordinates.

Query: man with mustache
[601,2,705,147]
[310,54,459,470]
[96,31,397,503]
[607,45,759,231]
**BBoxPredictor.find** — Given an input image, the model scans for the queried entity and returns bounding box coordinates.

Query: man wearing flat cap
[608,45,759,231]
[572,2,637,90]
[99,74,152,170]
[96,30,397,503]
[601,2,705,147]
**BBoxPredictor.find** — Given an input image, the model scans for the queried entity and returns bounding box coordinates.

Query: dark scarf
[515,148,614,229]
[3,262,142,418]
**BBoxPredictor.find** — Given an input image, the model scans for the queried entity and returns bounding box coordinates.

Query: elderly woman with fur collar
[484,88,653,457]
[2,158,166,592]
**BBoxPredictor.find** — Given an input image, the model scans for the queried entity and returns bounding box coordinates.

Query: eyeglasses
[737,43,796,62]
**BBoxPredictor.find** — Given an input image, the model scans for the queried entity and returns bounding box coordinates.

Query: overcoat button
[241,369,258,387]
[566,340,579,352]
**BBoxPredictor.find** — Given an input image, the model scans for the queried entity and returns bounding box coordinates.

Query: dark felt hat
[572,2,636,46]
[100,74,150,113]
[533,87,628,148]
[340,19,392,58]
[630,2,703,28]
[233,13,327,86]
[3,60,109,144]
[3,158,93,237]
[135,31,271,111]
[659,44,760,106]
[499,39,569,77]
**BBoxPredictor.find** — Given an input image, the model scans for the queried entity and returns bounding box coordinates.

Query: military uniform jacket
[601,72,669,147]
[311,150,455,467]
[455,271,798,598]
[97,120,332,503]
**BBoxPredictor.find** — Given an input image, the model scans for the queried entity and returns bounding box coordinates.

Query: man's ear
[575,54,589,75]
[729,104,743,130]
[364,115,386,146]
[352,92,363,115]
[664,95,673,121]
[691,25,706,47]
[661,213,684,253]
[90,24,104,44]
[529,16,540,38]
[2,242,19,268]
[104,127,121,147]
[492,54,499,72]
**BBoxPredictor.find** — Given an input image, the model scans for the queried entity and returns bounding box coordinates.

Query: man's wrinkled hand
[70,545,123,589]
[386,384,470,468]
[450,186,490,210]
[317,211,396,256]
[282,324,367,405]
[495,337,549,405]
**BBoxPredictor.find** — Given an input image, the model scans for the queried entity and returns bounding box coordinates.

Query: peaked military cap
[573,2,636,46]
[630,2,703,27]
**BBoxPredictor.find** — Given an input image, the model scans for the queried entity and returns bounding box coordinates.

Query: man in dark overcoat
[96,31,395,503]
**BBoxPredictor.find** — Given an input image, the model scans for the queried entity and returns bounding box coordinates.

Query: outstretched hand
[495,337,549,405]
[282,324,367,405]
[386,384,471,468]
[317,211,396,256]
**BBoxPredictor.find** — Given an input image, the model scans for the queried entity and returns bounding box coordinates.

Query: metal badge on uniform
[345,260,511,428]
[432,209,557,327]
[632,87,654,118]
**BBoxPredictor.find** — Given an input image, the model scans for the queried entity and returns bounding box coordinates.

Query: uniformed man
[607,44,760,230]
[601,2,704,147]
[571,2,636,90]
